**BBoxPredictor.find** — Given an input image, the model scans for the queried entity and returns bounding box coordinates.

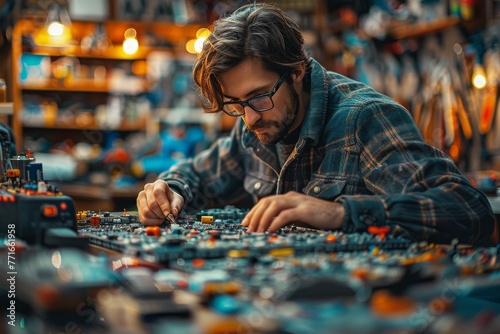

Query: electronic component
[0,144,80,247]
[0,187,80,246]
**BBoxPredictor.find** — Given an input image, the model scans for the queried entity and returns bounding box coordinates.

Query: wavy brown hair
[193,3,310,113]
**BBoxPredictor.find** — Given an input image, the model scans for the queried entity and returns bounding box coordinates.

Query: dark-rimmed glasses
[222,71,290,117]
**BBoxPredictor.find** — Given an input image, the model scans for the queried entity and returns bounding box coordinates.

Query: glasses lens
[223,103,243,116]
[248,95,273,112]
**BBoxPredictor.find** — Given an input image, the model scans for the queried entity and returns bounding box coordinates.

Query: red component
[146,226,161,237]
[90,215,101,227]
[42,205,58,217]
[192,258,205,268]
[367,226,391,239]
[60,202,67,210]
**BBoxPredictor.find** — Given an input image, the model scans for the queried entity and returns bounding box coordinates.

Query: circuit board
[77,206,413,263]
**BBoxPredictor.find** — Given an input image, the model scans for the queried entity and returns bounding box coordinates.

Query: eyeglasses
[222,71,290,117]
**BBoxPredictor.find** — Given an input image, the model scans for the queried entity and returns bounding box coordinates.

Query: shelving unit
[11,18,202,153]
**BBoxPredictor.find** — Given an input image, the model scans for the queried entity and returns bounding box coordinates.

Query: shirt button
[254,182,261,190]
[359,214,375,225]
[313,186,321,193]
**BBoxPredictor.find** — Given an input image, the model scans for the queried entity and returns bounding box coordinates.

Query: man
[137,3,494,245]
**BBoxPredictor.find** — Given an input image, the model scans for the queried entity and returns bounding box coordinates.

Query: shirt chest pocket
[304,174,348,200]
[244,174,276,200]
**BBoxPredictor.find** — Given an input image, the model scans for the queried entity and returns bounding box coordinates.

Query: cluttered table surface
[4,206,500,334]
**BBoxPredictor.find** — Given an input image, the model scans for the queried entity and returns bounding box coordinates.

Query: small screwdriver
[165,213,177,224]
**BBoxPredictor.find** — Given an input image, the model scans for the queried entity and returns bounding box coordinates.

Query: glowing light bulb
[194,37,206,53]
[48,21,64,36]
[472,64,487,89]
[122,28,139,55]
[123,38,139,55]
[186,27,210,54]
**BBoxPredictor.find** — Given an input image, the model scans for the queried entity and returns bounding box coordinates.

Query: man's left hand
[241,191,345,233]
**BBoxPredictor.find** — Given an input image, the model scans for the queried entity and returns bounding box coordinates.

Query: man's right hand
[137,179,184,226]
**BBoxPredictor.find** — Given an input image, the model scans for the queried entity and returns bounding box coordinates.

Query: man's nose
[243,106,261,127]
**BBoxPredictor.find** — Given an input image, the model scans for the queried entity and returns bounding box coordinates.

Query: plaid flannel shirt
[161,58,494,245]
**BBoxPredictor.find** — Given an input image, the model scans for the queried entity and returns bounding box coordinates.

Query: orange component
[325,234,337,242]
[6,169,20,178]
[203,281,240,295]
[206,318,243,334]
[370,289,415,317]
[267,234,279,243]
[192,258,205,268]
[351,268,369,280]
[418,252,436,262]
[367,226,391,239]
[146,226,161,237]
[60,202,67,210]
[42,205,58,217]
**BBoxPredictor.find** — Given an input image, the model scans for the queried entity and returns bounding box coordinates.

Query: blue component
[26,162,43,181]
[211,295,242,315]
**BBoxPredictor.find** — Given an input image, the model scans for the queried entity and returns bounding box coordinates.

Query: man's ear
[292,63,306,82]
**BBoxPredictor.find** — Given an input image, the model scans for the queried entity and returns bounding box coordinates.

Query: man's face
[218,58,300,145]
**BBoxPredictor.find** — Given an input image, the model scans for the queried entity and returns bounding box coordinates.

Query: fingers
[137,189,164,226]
[169,191,184,217]
[137,180,184,225]
[241,192,343,233]
[243,192,300,233]
[244,197,272,233]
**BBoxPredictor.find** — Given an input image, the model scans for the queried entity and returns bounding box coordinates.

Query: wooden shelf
[387,16,460,40]
[23,121,146,131]
[20,79,110,93]
[22,45,174,60]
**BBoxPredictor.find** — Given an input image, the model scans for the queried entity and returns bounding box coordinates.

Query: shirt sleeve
[337,99,494,245]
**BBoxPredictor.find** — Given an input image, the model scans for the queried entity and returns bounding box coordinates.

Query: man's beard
[248,85,300,146]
